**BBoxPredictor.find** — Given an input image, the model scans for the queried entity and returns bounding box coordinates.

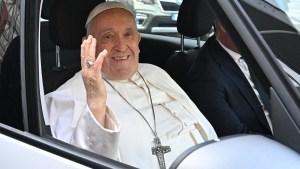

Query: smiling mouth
[112,55,130,61]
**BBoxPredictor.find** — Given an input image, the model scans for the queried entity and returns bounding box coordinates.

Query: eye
[125,31,134,37]
[104,34,113,40]
[102,33,114,43]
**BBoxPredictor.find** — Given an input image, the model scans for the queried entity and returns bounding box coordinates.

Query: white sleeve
[46,93,121,160]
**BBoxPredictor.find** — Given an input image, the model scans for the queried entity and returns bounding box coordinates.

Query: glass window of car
[108,0,183,37]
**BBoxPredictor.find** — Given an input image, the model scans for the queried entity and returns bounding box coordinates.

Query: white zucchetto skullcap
[85,1,135,28]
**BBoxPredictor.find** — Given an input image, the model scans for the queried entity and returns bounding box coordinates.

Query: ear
[137,32,141,43]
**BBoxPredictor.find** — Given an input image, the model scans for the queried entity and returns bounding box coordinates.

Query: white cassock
[45,63,218,169]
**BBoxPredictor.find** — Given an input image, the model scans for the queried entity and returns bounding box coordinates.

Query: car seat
[42,0,104,94]
[165,0,214,87]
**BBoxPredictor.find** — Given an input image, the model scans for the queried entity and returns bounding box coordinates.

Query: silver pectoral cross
[152,137,171,169]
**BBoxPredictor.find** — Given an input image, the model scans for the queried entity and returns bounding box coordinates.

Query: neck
[217,33,239,54]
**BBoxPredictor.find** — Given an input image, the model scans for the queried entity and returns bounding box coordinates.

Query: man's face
[0,2,8,36]
[88,8,141,81]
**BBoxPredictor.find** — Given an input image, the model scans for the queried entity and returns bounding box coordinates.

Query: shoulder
[190,37,225,71]
[138,63,177,86]
[45,71,85,99]
[138,63,170,76]
[138,63,165,71]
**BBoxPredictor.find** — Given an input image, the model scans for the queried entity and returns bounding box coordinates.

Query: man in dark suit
[183,20,273,137]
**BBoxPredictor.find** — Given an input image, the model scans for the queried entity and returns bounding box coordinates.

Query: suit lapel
[209,38,271,131]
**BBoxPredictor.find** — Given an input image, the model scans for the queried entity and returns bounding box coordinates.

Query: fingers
[81,35,94,70]
[89,38,96,62]
[85,35,94,62]
[80,35,107,79]
[94,49,107,75]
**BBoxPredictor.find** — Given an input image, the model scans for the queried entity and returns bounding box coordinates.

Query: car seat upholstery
[40,21,81,74]
[41,0,55,20]
[165,0,214,87]
[42,0,104,94]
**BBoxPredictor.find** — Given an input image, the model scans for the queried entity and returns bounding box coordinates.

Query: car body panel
[0,126,90,169]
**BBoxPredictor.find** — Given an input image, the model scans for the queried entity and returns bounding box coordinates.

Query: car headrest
[41,0,55,19]
[48,0,104,49]
[177,0,214,38]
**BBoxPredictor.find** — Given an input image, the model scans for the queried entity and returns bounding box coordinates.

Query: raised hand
[81,35,108,126]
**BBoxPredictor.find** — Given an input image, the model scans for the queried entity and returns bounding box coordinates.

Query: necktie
[236,57,273,133]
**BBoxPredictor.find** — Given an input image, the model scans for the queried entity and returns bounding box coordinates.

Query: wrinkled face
[87,8,141,80]
[0,3,8,36]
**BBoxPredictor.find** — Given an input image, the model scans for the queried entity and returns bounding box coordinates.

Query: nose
[113,36,127,52]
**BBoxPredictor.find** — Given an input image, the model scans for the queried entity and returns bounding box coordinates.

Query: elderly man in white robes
[45,2,218,169]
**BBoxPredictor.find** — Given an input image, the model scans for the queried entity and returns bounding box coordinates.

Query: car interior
[165,0,214,87]
[40,0,205,95]
[0,0,300,168]
[40,0,213,94]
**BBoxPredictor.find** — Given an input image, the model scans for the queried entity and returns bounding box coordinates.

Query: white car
[0,0,300,168]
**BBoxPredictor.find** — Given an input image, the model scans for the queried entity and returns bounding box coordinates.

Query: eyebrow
[99,27,136,34]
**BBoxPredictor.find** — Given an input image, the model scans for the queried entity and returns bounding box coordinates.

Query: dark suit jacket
[184,36,272,137]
